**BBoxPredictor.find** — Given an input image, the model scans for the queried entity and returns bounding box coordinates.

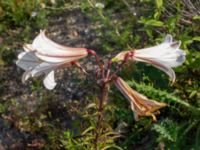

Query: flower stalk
[94,82,109,150]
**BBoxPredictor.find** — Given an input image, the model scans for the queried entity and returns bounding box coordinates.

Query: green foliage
[0,0,48,29]
[153,118,178,142]
[0,0,49,65]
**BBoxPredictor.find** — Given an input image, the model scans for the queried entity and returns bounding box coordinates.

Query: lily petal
[22,71,32,83]
[16,52,40,71]
[163,34,172,43]
[134,57,176,82]
[112,35,186,82]
[31,30,88,61]
[17,30,89,90]
[34,52,86,63]
[31,61,71,77]
[23,44,35,52]
[43,71,57,90]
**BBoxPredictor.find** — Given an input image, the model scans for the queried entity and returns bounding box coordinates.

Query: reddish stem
[94,82,109,150]
[109,52,132,81]
[87,49,101,65]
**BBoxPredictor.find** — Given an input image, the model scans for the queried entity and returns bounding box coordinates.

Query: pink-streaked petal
[32,30,88,58]
[35,52,86,63]
[147,59,175,82]
[134,57,176,82]
[43,71,57,90]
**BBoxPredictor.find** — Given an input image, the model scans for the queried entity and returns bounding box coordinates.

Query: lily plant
[16,30,186,149]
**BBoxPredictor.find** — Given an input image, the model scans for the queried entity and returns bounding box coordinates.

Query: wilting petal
[115,77,167,121]
[43,71,57,90]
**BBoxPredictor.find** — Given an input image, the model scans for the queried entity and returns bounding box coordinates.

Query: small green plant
[0,0,48,31]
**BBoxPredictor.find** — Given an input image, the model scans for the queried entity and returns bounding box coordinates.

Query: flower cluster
[16,31,186,121]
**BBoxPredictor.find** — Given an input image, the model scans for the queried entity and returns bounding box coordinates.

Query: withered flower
[114,77,167,121]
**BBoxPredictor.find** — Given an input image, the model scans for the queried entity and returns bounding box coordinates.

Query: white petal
[136,43,171,58]
[23,44,35,52]
[22,71,32,83]
[31,61,71,77]
[163,34,172,43]
[150,60,176,82]
[18,52,27,59]
[16,52,40,71]
[35,52,84,63]
[43,71,57,90]
[170,41,181,49]
[158,49,186,67]
[31,62,56,77]
[32,30,87,58]
[174,50,186,66]
[136,36,180,59]
[134,57,176,82]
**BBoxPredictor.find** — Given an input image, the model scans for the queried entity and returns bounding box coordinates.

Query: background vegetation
[0,0,199,149]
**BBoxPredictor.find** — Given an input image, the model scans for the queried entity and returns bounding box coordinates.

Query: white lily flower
[112,35,186,82]
[16,30,88,90]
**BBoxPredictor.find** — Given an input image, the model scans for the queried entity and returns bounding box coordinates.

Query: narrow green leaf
[82,126,95,135]
[193,15,200,20]
[193,36,200,41]
[189,91,197,98]
[156,0,163,9]
[140,19,164,27]
[102,145,123,150]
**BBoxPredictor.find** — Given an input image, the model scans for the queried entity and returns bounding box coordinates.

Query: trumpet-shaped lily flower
[114,77,167,121]
[112,35,186,82]
[16,30,88,90]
